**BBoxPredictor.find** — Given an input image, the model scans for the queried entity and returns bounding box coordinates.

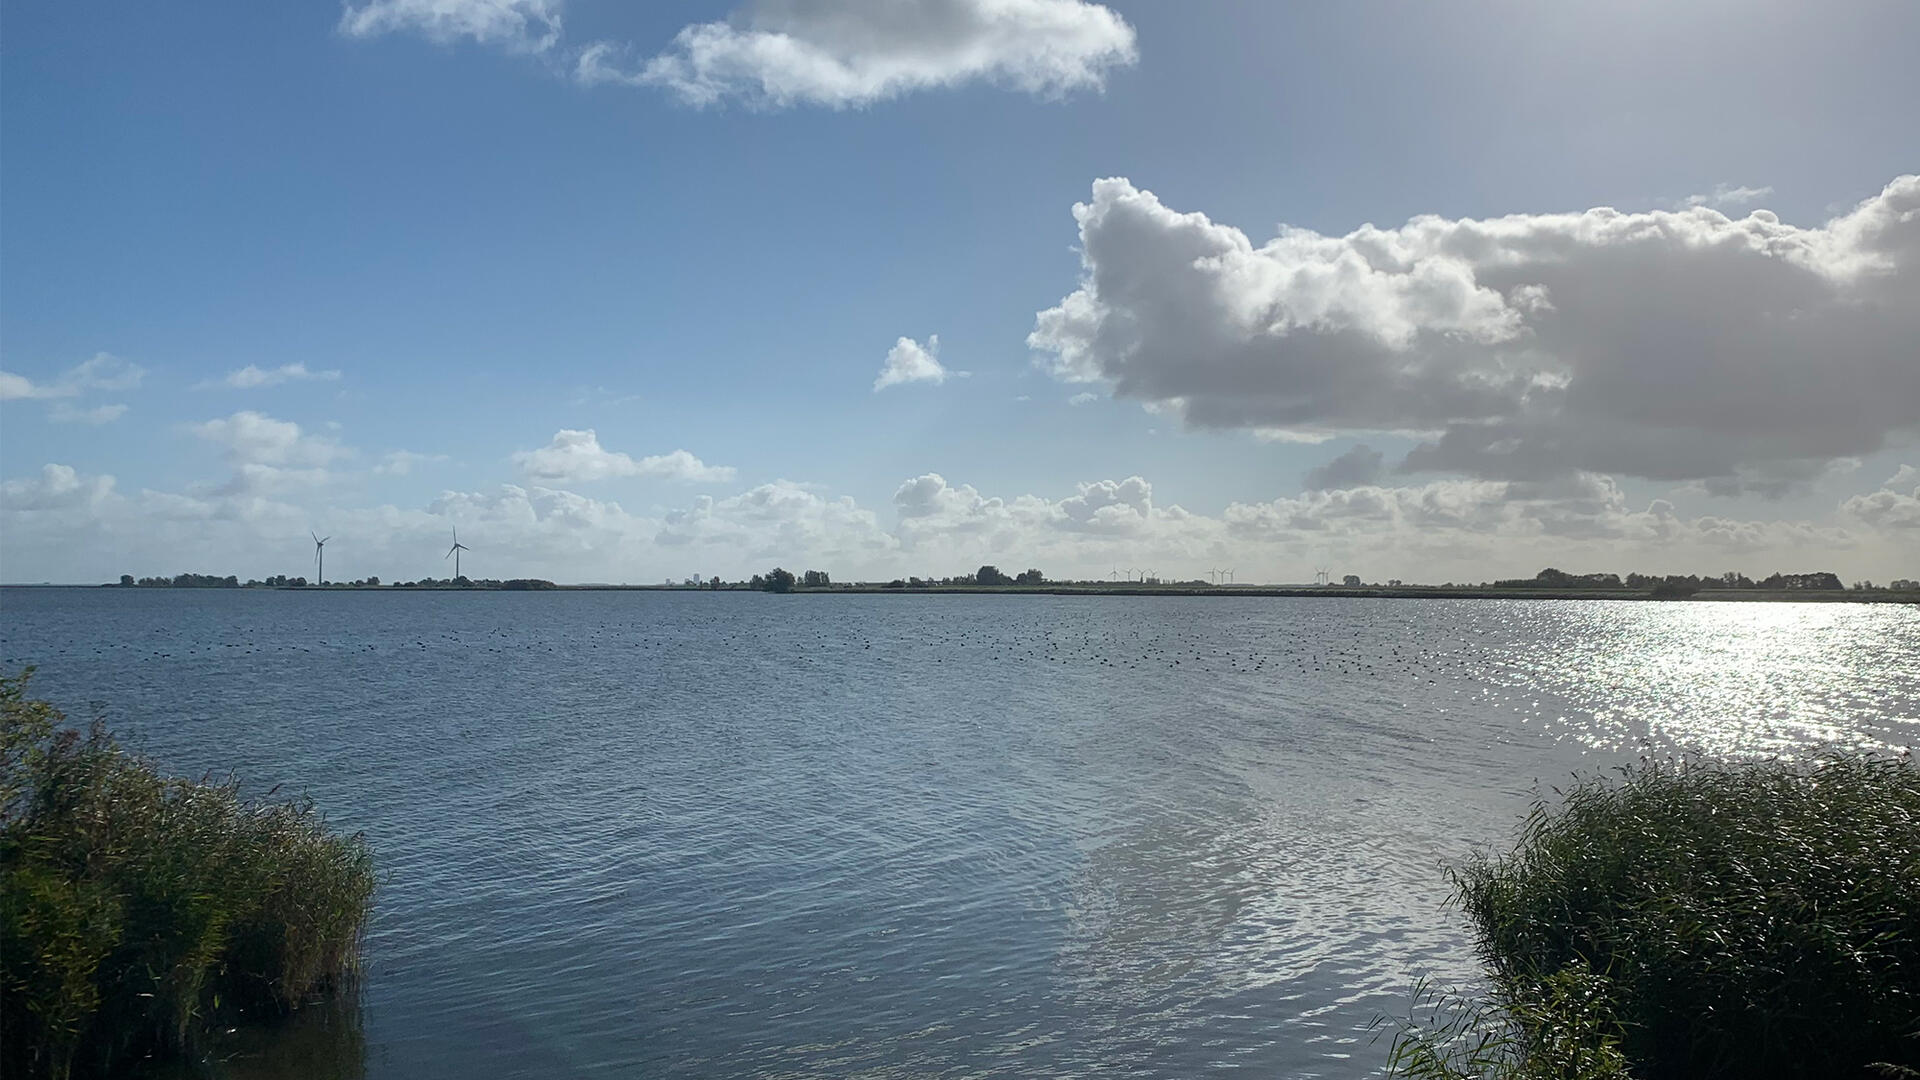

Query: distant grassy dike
[1386,754,1920,1079]
[1,671,374,1079]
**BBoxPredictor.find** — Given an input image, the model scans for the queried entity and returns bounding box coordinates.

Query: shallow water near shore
[4,589,1916,1079]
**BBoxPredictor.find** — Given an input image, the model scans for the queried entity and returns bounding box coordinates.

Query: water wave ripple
[2,591,1915,1078]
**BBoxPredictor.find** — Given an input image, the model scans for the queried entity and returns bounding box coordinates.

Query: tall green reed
[1385,753,1920,1079]
[2,670,375,1079]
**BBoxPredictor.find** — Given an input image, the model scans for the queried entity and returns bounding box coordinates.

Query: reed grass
[1,670,375,1079]
[1384,753,1920,1079]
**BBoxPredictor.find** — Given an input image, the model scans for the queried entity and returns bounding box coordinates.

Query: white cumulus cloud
[1841,464,1920,530]
[1684,183,1774,210]
[191,411,348,468]
[188,411,352,497]
[374,450,450,476]
[658,480,894,562]
[0,464,119,513]
[1221,472,1855,560]
[873,335,958,391]
[341,0,1135,109]
[49,403,130,425]
[582,0,1137,108]
[0,353,145,401]
[1030,175,1920,492]
[338,0,562,52]
[213,363,344,389]
[6,455,1916,584]
[512,429,736,484]
[891,472,1160,549]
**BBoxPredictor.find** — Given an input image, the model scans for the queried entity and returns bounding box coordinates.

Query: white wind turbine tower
[312,532,330,585]
[446,528,471,581]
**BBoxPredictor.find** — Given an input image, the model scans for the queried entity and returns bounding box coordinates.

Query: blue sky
[3,1,1916,584]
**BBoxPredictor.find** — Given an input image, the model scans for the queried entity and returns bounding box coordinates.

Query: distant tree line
[108,573,555,590]
[876,565,1048,588]
[1491,567,1848,591]
[114,572,319,588]
[748,568,799,592]
[113,564,1899,595]
[118,573,241,588]
[739,565,1052,591]
[742,568,858,591]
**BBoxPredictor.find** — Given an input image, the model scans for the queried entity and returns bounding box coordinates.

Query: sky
[2,0,1916,586]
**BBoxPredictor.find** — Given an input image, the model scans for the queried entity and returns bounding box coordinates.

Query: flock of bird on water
[5,606,1521,695]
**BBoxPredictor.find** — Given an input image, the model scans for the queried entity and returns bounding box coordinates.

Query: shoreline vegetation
[0,671,375,1080]
[4,585,1913,603]
[0,565,1912,602]
[1386,754,1920,1080]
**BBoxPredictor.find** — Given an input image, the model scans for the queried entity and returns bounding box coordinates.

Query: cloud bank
[1303,444,1385,490]
[6,453,1912,585]
[1031,175,1920,493]
[339,0,1135,108]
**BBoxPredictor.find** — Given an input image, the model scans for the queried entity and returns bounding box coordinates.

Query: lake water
[3,589,1916,1078]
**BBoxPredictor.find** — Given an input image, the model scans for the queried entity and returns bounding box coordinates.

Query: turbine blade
[446,547,456,559]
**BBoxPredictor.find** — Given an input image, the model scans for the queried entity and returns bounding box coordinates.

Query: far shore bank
[757,584,1919,603]
[3,583,1914,603]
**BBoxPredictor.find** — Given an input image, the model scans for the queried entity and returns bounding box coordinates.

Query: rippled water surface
[3,590,1916,1078]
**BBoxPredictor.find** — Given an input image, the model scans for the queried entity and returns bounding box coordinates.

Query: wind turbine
[311,532,330,585]
[446,528,470,581]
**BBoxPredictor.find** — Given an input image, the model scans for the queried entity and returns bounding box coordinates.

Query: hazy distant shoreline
[2,583,1913,603]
